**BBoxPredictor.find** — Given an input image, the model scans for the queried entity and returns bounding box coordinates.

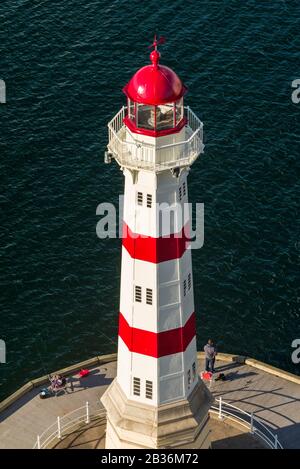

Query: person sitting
[56,374,66,387]
[60,376,67,386]
[50,374,66,391]
[50,375,58,391]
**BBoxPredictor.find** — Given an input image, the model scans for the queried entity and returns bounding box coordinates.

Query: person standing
[204,339,217,373]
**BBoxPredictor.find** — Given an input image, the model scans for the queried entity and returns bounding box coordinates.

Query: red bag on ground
[201,371,213,381]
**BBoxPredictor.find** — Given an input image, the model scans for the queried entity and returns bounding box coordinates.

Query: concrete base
[101,379,213,449]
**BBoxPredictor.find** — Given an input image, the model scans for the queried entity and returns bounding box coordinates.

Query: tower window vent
[147,194,152,208]
[146,288,153,305]
[179,186,182,201]
[192,362,196,380]
[188,273,192,291]
[183,182,186,197]
[135,285,142,302]
[187,369,191,386]
[183,279,187,297]
[145,380,153,399]
[133,377,141,396]
[137,192,143,205]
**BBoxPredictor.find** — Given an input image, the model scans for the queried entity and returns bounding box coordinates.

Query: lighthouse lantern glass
[175,97,184,125]
[128,99,135,121]
[128,98,184,132]
[136,103,155,130]
[156,103,174,130]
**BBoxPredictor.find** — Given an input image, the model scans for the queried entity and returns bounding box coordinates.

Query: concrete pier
[0,353,299,449]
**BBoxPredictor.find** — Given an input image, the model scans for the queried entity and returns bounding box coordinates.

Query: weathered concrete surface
[0,355,299,449]
[199,358,300,449]
[52,415,266,449]
[0,361,116,449]
[197,352,300,385]
[209,418,266,449]
[0,354,117,414]
[53,416,107,449]
[102,378,212,449]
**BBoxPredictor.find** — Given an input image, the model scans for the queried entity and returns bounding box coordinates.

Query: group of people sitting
[50,374,67,391]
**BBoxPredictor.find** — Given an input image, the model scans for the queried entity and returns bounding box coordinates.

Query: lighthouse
[101,38,212,449]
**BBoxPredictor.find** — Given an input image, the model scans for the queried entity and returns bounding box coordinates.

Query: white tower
[102,39,212,449]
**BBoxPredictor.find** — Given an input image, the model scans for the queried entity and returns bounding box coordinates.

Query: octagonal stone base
[101,379,213,449]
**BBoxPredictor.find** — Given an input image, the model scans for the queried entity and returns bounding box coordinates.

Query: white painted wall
[125,126,186,148]
[117,336,198,405]
[117,336,159,405]
[117,160,198,406]
[123,168,190,237]
[120,249,195,333]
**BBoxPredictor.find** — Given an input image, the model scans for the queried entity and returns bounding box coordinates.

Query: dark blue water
[1,0,300,400]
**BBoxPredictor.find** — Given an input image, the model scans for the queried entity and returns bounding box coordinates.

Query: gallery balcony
[106,106,204,173]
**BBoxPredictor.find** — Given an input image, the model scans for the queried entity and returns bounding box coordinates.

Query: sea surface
[1,0,300,400]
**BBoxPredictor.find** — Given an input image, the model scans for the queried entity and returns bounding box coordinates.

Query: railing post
[250,412,254,433]
[86,401,90,424]
[37,435,41,449]
[218,397,222,419]
[274,434,278,449]
[57,416,61,439]
[186,105,190,125]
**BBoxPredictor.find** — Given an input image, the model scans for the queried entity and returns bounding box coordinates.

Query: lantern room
[123,48,187,136]
[106,37,204,172]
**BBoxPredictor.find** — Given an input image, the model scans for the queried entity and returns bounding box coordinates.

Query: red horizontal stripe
[118,312,196,358]
[122,222,190,263]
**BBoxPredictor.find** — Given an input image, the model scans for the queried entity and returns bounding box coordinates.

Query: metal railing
[33,402,106,449]
[107,106,204,172]
[210,397,283,449]
[33,397,283,449]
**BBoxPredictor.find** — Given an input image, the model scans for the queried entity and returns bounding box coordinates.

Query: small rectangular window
[192,362,196,380]
[187,370,191,386]
[183,279,187,297]
[179,186,182,201]
[145,380,153,399]
[137,192,143,206]
[183,182,186,197]
[188,273,192,291]
[133,377,140,396]
[146,288,153,305]
[147,194,152,208]
[135,285,142,303]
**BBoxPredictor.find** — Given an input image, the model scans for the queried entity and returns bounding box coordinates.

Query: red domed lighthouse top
[123,48,187,105]
[123,37,188,136]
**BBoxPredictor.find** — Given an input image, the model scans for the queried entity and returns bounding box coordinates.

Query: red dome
[123,51,187,105]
